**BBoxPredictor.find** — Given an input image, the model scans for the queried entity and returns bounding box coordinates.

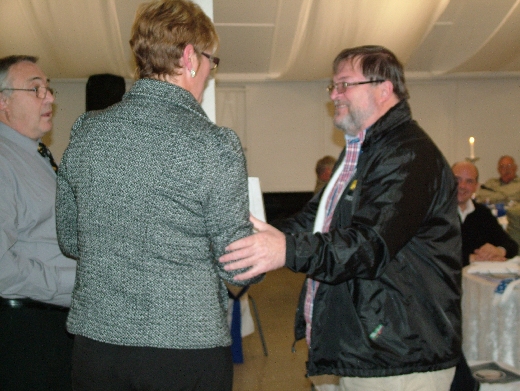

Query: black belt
[0,297,69,312]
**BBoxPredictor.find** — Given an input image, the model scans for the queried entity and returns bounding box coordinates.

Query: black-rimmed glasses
[201,52,220,70]
[0,86,55,99]
[326,80,385,94]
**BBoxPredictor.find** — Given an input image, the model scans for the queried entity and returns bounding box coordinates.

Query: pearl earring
[190,69,196,78]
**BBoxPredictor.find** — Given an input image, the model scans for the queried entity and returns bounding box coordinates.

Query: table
[469,361,520,391]
[462,268,520,368]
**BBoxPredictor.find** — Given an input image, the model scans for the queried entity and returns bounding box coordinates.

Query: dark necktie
[37,142,58,172]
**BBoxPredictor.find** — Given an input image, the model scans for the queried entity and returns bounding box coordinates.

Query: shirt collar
[458,198,475,223]
[344,129,367,145]
[0,122,40,155]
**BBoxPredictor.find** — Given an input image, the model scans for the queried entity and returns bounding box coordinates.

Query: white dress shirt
[458,198,475,223]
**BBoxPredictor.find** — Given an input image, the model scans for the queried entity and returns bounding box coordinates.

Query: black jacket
[461,200,518,266]
[277,100,462,377]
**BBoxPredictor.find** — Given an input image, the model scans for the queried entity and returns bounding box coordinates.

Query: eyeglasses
[201,52,220,70]
[0,86,55,99]
[326,80,385,94]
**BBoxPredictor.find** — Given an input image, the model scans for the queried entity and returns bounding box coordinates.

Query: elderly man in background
[477,155,520,204]
[453,161,518,266]
[0,55,76,390]
[220,45,462,391]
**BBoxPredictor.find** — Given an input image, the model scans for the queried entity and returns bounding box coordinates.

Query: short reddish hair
[130,0,218,79]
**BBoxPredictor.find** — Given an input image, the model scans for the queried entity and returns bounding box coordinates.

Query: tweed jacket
[56,78,262,349]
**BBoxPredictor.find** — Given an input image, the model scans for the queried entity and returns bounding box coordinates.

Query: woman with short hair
[56,1,262,390]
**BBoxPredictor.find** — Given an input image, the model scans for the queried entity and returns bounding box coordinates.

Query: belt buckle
[7,299,24,309]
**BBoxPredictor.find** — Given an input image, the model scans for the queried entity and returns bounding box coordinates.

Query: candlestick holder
[465,157,480,163]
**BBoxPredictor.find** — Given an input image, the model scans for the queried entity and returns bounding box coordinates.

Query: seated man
[476,155,520,204]
[314,155,336,194]
[453,161,518,266]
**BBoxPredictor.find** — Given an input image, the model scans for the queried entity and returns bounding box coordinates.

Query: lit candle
[469,137,475,159]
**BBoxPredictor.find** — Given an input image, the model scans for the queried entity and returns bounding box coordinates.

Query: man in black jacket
[220,46,461,390]
[453,161,518,266]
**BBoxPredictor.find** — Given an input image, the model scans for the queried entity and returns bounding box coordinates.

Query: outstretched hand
[219,215,286,281]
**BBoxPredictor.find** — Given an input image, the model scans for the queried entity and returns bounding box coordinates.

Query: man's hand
[219,215,286,281]
[471,243,507,262]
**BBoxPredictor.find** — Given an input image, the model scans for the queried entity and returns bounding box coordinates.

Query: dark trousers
[0,302,74,391]
[72,335,233,391]
[450,354,480,391]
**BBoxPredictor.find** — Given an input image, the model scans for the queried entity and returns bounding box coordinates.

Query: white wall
[241,82,344,191]
[217,75,520,192]
[408,77,520,184]
[45,75,520,192]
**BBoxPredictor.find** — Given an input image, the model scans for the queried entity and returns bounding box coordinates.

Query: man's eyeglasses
[201,52,220,70]
[326,80,385,94]
[0,86,55,99]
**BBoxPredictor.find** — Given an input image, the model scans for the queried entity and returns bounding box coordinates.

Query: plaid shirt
[304,129,366,346]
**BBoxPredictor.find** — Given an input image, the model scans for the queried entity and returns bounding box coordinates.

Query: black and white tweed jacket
[56,78,262,349]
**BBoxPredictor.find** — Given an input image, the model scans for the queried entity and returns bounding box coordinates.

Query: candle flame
[469,137,474,144]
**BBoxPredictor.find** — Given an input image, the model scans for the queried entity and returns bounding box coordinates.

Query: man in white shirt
[0,55,76,390]
[453,161,518,266]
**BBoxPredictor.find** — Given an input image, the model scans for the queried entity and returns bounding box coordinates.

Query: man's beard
[333,102,372,137]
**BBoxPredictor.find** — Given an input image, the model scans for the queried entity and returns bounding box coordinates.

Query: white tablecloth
[462,268,520,368]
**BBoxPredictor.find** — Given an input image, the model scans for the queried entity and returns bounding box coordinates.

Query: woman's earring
[190,69,196,78]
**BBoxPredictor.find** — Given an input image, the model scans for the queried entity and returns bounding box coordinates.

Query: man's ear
[0,94,8,111]
[379,80,394,100]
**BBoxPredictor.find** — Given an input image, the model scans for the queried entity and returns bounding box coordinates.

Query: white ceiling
[1,0,520,82]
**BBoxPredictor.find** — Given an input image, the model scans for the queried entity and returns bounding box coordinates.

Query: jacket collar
[362,99,412,148]
[128,78,208,119]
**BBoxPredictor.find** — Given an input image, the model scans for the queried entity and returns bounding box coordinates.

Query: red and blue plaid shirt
[304,129,366,346]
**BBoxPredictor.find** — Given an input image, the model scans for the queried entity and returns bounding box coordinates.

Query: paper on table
[248,177,266,223]
[467,256,520,275]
